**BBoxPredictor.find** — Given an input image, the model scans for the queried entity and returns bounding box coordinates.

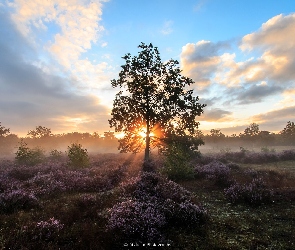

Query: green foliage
[161,139,198,181]
[109,42,206,160]
[243,123,260,137]
[0,122,10,137]
[27,126,52,139]
[15,140,45,166]
[49,149,63,161]
[280,121,295,137]
[67,143,89,169]
[261,146,276,153]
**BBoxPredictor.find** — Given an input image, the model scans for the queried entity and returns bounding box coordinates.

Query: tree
[109,43,206,161]
[280,121,295,145]
[27,126,52,139]
[280,121,295,137]
[243,123,260,137]
[0,122,10,137]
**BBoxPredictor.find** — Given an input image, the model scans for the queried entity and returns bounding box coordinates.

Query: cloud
[237,13,295,84]
[201,108,232,122]
[180,41,230,88]
[193,0,207,12]
[252,106,295,123]
[8,0,111,88]
[0,10,110,135]
[160,20,173,35]
[249,106,295,132]
[223,83,283,105]
[182,13,295,109]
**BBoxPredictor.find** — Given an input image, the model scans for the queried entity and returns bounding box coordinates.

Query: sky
[0,0,295,137]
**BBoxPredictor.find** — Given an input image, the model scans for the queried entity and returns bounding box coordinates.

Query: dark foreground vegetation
[1,148,295,249]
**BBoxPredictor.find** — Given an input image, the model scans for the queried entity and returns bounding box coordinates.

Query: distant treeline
[0,122,294,156]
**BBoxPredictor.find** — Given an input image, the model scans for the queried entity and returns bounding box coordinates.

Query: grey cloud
[201,108,232,121]
[184,41,230,63]
[223,84,283,105]
[252,106,295,122]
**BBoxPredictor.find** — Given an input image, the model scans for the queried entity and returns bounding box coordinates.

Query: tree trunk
[144,121,150,161]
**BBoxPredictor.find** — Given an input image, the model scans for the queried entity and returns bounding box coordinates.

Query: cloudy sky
[1,0,294,136]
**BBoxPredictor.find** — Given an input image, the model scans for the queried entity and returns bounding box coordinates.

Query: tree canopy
[27,126,52,139]
[109,43,206,160]
[0,122,10,137]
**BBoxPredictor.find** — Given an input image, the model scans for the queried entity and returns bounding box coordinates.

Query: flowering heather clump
[25,217,64,242]
[74,193,97,208]
[108,198,166,242]
[0,189,39,213]
[224,178,274,206]
[109,172,208,243]
[0,174,21,192]
[156,179,192,203]
[244,168,259,178]
[26,171,67,196]
[278,150,295,161]
[195,161,231,186]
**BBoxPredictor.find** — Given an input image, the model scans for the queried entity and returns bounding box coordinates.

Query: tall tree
[109,43,206,161]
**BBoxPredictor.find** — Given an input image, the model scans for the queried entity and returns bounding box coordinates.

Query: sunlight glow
[138,128,155,138]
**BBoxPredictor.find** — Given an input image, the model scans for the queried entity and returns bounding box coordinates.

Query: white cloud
[9,0,111,87]
[160,20,173,35]
[180,41,227,88]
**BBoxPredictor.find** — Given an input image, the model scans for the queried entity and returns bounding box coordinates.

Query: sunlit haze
[1,1,294,137]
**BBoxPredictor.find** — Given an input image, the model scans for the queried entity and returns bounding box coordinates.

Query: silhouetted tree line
[0,124,118,156]
[0,121,294,157]
[202,122,295,148]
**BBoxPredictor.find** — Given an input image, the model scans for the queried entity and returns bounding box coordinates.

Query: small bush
[195,161,231,187]
[49,149,63,161]
[115,172,208,241]
[161,142,194,181]
[0,189,39,213]
[261,147,276,153]
[15,140,45,166]
[67,143,89,169]
[23,217,64,242]
[224,178,274,206]
[107,198,166,242]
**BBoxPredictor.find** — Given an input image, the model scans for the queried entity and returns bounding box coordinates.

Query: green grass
[179,160,295,249]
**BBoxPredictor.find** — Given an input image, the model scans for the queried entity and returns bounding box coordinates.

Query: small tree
[109,43,206,161]
[15,140,45,166]
[67,143,89,169]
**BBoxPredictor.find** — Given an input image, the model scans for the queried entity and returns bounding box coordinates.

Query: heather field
[1,149,295,249]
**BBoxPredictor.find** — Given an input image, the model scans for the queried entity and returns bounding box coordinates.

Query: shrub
[261,147,275,153]
[15,140,45,166]
[114,172,208,242]
[49,149,63,161]
[0,189,39,213]
[224,178,274,206]
[23,217,64,242]
[278,150,295,161]
[107,198,166,242]
[67,143,89,169]
[195,161,231,186]
[161,142,194,181]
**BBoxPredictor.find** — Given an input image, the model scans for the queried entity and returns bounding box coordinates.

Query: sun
[138,128,154,138]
